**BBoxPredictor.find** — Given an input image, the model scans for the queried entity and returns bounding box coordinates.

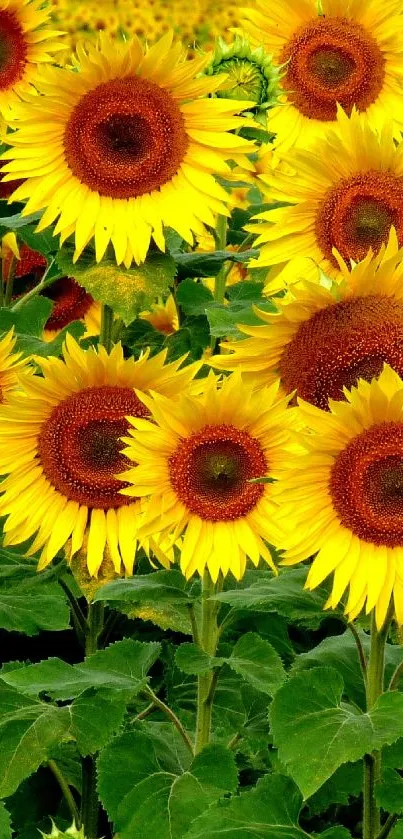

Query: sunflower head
[41,276,101,341]
[0,0,64,116]
[0,335,201,577]
[40,821,86,839]
[206,36,280,112]
[1,32,255,268]
[241,0,403,148]
[211,230,403,410]
[119,371,294,582]
[0,327,29,402]
[276,364,403,628]
[140,293,179,336]
[250,109,403,281]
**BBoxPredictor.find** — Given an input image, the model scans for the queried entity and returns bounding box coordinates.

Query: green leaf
[93,570,191,604]
[113,742,238,839]
[0,802,12,839]
[175,644,216,675]
[97,725,194,822]
[172,249,258,279]
[0,211,42,232]
[18,224,57,255]
[176,280,214,316]
[1,639,161,700]
[0,682,71,797]
[206,298,275,340]
[377,768,403,814]
[175,634,285,696]
[70,688,127,756]
[0,550,70,636]
[270,667,403,798]
[293,629,402,709]
[214,568,334,628]
[317,828,352,839]
[390,821,403,839]
[57,247,176,325]
[307,762,362,814]
[227,632,285,695]
[183,773,306,839]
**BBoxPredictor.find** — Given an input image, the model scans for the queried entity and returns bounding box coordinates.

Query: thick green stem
[195,570,220,754]
[80,601,105,838]
[99,303,114,352]
[363,612,391,839]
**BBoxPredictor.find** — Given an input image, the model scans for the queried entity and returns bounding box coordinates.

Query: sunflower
[241,0,403,149]
[139,293,179,336]
[0,335,200,576]
[41,276,101,342]
[119,372,293,582]
[1,32,255,268]
[0,0,63,117]
[211,232,403,409]
[250,109,403,282]
[0,328,28,402]
[275,364,403,628]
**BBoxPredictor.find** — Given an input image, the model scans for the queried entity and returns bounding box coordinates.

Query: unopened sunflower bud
[39,820,87,839]
[206,36,281,113]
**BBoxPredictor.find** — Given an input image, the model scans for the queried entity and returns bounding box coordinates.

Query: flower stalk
[195,570,221,754]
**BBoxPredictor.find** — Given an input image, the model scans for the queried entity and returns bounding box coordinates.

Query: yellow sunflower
[0,0,63,117]
[0,335,200,576]
[211,231,403,409]
[0,327,28,401]
[241,0,403,149]
[139,293,179,336]
[41,276,102,342]
[250,109,403,283]
[119,372,293,582]
[1,32,255,268]
[275,364,403,628]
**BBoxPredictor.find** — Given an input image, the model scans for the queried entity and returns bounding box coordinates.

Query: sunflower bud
[206,36,281,114]
[39,820,87,839]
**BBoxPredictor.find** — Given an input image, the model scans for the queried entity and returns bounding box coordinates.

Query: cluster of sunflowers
[0,0,403,646]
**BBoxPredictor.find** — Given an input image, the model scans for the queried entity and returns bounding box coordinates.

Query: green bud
[39,820,87,839]
[206,36,281,112]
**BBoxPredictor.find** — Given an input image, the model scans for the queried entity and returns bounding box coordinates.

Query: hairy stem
[80,601,105,838]
[363,612,391,839]
[143,686,194,755]
[195,570,221,753]
[48,759,80,827]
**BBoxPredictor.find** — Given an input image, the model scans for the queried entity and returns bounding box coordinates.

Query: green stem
[195,570,221,754]
[143,686,194,755]
[3,255,15,307]
[11,257,60,311]
[363,612,392,839]
[48,759,81,827]
[213,215,228,306]
[99,303,114,352]
[80,601,105,838]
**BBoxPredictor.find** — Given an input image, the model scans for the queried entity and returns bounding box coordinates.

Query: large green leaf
[93,570,193,604]
[0,682,71,798]
[293,629,402,709]
[307,762,362,814]
[377,768,403,814]
[98,731,238,839]
[183,774,308,839]
[0,296,84,358]
[0,550,70,635]
[175,633,285,696]
[1,639,160,700]
[57,247,176,325]
[270,667,403,798]
[0,802,12,839]
[70,688,127,756]
[214,568,334,628]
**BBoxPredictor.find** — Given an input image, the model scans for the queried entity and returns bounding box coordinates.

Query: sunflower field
[3,0,403,838]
